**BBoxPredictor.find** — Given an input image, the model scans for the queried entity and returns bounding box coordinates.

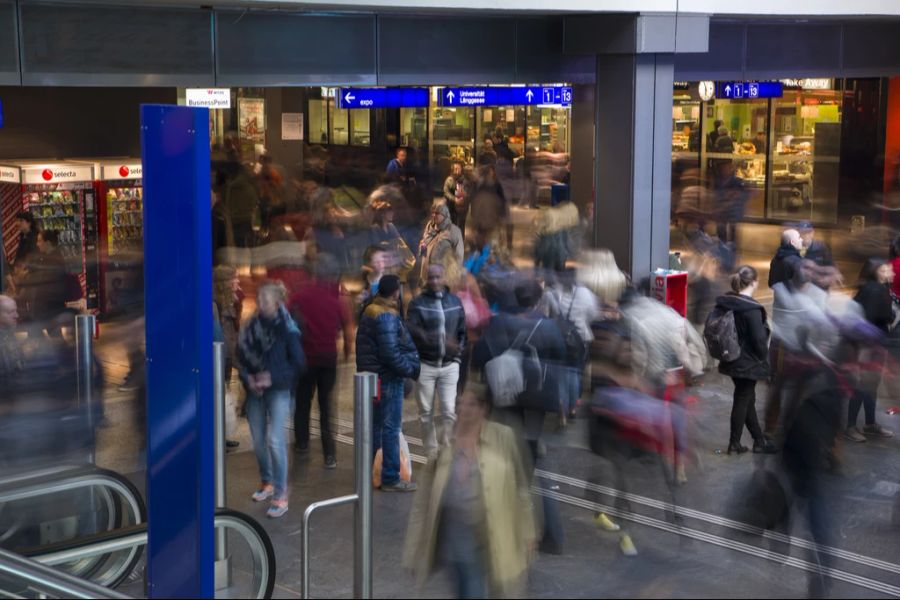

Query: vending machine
[94,160,143,315]
[0,161,101,311]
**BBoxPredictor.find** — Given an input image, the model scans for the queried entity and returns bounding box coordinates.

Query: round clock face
[699,81,715,101]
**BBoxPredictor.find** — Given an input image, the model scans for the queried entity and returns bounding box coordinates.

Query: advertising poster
[238,98,266,157]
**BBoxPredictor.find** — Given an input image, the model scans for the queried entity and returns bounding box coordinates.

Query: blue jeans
[563,365,582,414]
[246,388,292,500]
[373,376,404,486]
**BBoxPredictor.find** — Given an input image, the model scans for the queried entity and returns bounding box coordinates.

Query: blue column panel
[141,104,214,599]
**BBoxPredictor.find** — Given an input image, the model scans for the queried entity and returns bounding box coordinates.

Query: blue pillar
[141,104,214,598]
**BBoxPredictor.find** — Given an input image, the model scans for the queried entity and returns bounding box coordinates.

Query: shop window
[308,98,329,145]
[429,89,474,185]
[526,107,570,155]
[350,109,371,146]
[401,107,428,153]
[478,106,525,160]
[330,103,349,145]
[702,98,769,219]
[767,89,841,223]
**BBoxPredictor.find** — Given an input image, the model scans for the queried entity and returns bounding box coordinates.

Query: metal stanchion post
[354,372,376,599]
[213,342,232,591]
[75,314,96,464]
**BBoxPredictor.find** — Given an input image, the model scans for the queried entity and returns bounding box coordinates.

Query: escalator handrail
[0,545,132,599]
[22,509,277,599]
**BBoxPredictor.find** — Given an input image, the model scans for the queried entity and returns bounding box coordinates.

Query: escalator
[0,465,277,599]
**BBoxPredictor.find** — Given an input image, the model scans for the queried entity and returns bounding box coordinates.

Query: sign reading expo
[440,86,573,107]
[339,88,429,109]
[716,81,783,99]
[185,88,232,109]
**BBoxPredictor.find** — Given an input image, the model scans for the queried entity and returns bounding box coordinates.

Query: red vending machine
[652,269,689,318]
[95,160,143,315]
[0,161,101,311]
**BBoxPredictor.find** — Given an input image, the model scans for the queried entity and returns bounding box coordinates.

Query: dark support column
[593,53,674,282]
[570,81,596,220]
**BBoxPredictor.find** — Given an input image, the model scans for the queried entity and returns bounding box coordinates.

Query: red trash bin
[652,269,688,318]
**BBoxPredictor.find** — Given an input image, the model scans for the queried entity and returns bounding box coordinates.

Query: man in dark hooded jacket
[768,228,804,288]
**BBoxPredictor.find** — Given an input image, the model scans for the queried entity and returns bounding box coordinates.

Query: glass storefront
[672,80,843,226]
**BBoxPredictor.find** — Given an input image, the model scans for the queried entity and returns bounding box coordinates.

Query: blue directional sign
[716,81,783,99]
[0,100,4,129]
[339,88,430,109]
[440,86,573,107]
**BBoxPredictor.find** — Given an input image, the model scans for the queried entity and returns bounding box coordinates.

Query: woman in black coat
[845,258,896,441]
[714,265,777,454]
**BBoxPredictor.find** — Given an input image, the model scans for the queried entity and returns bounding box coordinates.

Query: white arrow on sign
[344,92,355,104]
[446,90,455,104]
[724,85,732,96]
[526,89,534,102]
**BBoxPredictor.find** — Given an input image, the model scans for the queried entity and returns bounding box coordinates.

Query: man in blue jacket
[356,274,421,492]
[407,264,467,458]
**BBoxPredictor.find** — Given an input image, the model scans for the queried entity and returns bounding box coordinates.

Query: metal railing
[301,372,375,599]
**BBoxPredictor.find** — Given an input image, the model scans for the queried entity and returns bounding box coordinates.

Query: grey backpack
[704,307,741,363]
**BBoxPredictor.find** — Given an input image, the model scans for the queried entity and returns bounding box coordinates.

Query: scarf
[421,204,452,248]
[238,304,299,373]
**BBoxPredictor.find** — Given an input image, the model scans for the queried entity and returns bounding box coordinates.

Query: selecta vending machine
[95,160,143,315]
[0,161,101,311]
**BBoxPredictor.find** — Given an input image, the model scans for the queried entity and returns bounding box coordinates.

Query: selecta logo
[42,169,53,181]
[119,166,130,178]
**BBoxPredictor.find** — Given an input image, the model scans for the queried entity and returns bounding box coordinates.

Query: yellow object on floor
[593,512,621,532]
[620,534,638,557]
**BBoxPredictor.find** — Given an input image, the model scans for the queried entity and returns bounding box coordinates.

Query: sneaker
[620,534,638,557]
[862,424,894,438]
[844,427,867,443]
[226,440,240,449]
[594,512,621,532]
[324,456,337,470]
[267,499,288,519]
[675,464,688,485]
[726,442,749,455]
[380,480,418,492]
[251,484,274,502]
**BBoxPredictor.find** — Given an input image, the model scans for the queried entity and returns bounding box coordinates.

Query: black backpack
[556,291,588,366]
[704,306,741,362]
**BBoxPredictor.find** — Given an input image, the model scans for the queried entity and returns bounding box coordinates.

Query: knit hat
[378,274,401,298]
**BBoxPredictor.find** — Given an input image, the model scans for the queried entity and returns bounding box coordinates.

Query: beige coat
[403,420,537,594]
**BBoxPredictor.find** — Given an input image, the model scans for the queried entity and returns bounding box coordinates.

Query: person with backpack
[708,266,777,454]
[541,267,597,421]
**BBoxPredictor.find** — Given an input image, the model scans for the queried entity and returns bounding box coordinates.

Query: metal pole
[301,494,358,599]
[75,314,96,463]
[212,342,231,591]
[354,372,376,599]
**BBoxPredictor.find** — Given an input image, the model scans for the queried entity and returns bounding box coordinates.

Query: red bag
[458,289,491,331]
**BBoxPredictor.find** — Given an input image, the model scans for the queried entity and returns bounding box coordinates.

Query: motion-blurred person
[214,265,244,443]
[13,212,38,269]
[256,153,285,229]
[765,260,829,439]
[21,230,70,337]
[407,264,467,458]
[533,201,580,274]
[768,228,804,288]
[0,295,23,380]
[368,198,416,282]
[304,203,350,274]
[238,281,305,518]
[358,246,389,312]
[222,158,261,248]
[418,203,464,290]
[356,274,421,492]
[713,160,747,244]
[290,255,353,469]
[478,138,498,167]
[472,279,567,554]
[892,235,900,298]
[403,385,536,599]
[469,165,509,252]
[845,258,895,441]
[710,266,776,454]
[797,222,834,268]
[443,162,470,237]
[456,271,491,394]
[706,120,724,151]
[542,267,598,421]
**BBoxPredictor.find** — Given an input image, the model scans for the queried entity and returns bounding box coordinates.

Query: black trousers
[731,377,765,445]
[294,363,337,458]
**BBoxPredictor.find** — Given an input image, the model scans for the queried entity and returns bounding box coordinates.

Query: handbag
[459,289,491,331]
[484,320,542,408]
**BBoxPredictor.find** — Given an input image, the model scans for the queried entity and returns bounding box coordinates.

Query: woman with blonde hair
[578,249,627,307]
[237,281,305,518]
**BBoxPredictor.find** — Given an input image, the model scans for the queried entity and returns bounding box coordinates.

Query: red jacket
[289,280,352,366]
